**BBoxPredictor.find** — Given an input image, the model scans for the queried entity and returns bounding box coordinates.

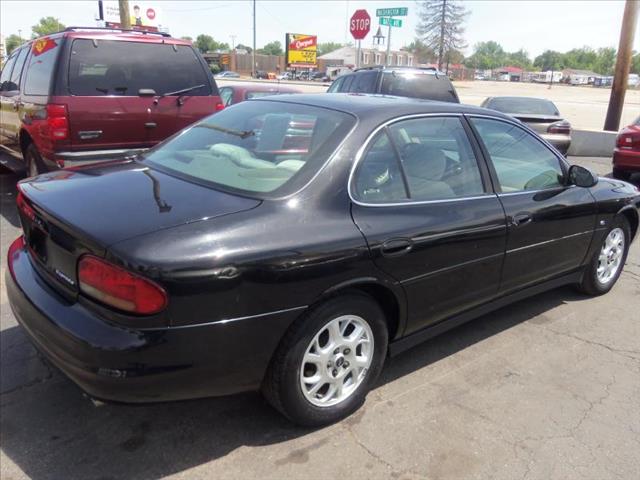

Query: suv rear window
[380,72,458,103]
[68,39,212,96]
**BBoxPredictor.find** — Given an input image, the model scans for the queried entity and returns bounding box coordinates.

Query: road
[216,78,640,131]
[1,156,639,480]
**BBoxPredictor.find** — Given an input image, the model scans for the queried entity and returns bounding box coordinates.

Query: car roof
[222,83,302,93]
[258,93,510,119]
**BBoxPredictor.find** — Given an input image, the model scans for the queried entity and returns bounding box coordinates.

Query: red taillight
[16,190,36,222]
[616,133,638,150]
[78,255,167,315]
[215,101,225,111]
[7,236,25,278]
[46,104,69,140]
[548,121,571,135]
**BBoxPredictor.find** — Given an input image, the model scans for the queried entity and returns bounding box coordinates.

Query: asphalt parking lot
[0,155,639,480]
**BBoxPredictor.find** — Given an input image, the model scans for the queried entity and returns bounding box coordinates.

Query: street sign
[376,7,408,17]
[379,17,402,27]
[350,9,371,40]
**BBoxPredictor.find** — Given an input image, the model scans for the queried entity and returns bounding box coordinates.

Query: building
[562,69,599,85]
[493,66,523,82]
[529,71,563,83]
[317,46,414,69]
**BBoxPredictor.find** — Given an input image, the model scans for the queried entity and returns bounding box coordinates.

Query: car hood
[19,160,261,247]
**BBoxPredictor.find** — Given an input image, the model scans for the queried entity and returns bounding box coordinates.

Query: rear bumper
[539,134,571,155]
[613,148,640,171]
[7,246,301,403]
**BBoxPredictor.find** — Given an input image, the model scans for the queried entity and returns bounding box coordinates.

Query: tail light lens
[16,190,36,222]
[548,121,571,135]
[7,236,25,278]
[45,104,69,140]
[215,101,225,111]
[616,133,639,150]
[78,255,168,315]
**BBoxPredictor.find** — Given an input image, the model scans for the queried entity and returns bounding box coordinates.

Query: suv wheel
[262,293,388,426]
[612,168,631,181]
[24,143,46,177]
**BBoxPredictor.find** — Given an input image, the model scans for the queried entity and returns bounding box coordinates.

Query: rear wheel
[24,143,46,177]
[612,168,631,181]
[577,217,630,295]
[262,293,388,426]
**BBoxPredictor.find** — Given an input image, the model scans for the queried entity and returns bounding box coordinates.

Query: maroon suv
[0,27,223,175]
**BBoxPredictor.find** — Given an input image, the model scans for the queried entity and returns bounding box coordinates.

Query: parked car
[276,72,293,81]
[613,116,640,181]
[311,71,330,82]
[7,94,639,426]
[296,71,311,81]
[0,27,223,176]
[481,96,571,155]
[327,66,460,103]
[214,71,240,79]
[219,83,302,106]
[254,70,269,79]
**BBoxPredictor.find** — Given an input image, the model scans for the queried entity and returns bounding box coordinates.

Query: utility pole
[119,0,131,29]
[604,0,639,131]
[385,20,392,65]
[230,35,236,51]
[252,0,257,78]
[438,0,446,70]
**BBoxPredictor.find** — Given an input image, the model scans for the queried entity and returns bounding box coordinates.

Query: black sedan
[481,96,572,155]
[7,94,640,426]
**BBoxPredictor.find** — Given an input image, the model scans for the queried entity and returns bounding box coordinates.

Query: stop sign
[350,9,371,40]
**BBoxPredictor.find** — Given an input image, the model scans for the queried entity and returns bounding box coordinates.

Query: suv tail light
[215,100,225,111]
[547,121,571,135]
[45,104,69,140]
[78,255,167,315]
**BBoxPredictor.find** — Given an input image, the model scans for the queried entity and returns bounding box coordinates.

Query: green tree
[506,49,532,69]
[533,50,565,71]
[593,47,616,75]
[31,17,65,37]
[632,51,640,74]
[5,34,25,55]
[402,39,435,64]
[562,47,597,71]
[257,41,283,56]
[317,42,343,57]
[195,34,229,53]
[465,41,506,69]
[416,0,468,70]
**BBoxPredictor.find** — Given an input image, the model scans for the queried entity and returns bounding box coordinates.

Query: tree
[416,0,468,70]
[5,34,25,55]
[465,41,506,69]
[258,41,283,56]
[593,47,616,76]
[235,43,252,53]
[401,39,435,64]
[318,42,343,57]
[632,51,640,74]
[506,49,532,70]
[31,17,65,37]
[194,34,229,53]
[533,50,565,71]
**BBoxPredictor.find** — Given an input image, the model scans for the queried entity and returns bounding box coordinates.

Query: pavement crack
[538,325,640,362]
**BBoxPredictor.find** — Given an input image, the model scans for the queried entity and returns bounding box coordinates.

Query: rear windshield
[380,72,458,103]
[487,98,559,116]
[68,39,212,96]
[144,100,355,197]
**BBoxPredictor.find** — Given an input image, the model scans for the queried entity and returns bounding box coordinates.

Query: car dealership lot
[216,78,640,132]
[1,156,639,479]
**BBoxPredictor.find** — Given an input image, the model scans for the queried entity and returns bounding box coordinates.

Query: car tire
[577,216,630,296]
[612,168,631,181]
[262,293,388,427]
[24,143,46,177]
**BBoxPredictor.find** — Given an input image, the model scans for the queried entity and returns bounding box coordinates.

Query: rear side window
[9,47,29,91]
[68,39,212,96]
[380,72,458,103]
[24,38,60,95]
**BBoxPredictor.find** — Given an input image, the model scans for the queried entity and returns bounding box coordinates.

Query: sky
[1,0,638,58]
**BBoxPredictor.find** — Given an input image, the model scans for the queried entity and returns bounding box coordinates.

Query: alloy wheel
[596,227,625,285]
[300,314,374,407]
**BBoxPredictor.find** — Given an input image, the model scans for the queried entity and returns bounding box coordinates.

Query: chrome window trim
[348,112,493,208]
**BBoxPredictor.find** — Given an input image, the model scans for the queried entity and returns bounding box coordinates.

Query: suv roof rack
[354,65,439,73]
[61,26,171,37]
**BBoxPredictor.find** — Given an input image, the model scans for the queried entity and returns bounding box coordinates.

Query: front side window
[353,116,485,203]
[68,39,212,96]
[470,117,564,192]
[0,51,18,92]
[144,100,355,197]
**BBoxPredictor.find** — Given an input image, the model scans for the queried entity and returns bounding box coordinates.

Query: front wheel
[577,217,630,296]
[262,293,388,426]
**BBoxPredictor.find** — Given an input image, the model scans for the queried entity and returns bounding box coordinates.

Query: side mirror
[568,165,598,188]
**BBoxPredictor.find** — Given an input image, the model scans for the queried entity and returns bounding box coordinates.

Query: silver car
[481,96,571,155]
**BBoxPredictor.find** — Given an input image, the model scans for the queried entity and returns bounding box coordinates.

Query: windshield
[144,100,355,197]
[487,97,559,116]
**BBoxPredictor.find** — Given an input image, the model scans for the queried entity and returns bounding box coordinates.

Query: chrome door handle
[381,238,413,257]
[511,213,532,227]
